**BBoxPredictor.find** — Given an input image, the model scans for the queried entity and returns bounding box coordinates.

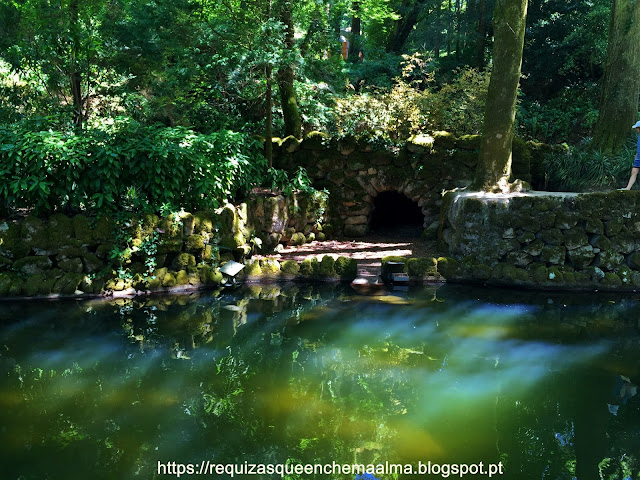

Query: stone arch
[370,190,424,234]
[341,176,432,237]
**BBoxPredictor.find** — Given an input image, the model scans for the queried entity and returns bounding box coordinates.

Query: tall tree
[591,0,640,152]
[348,1,363,61]
[277,0,302,138]
[385,0,429,54]
[474,0,528,192]
[476,0,489,69]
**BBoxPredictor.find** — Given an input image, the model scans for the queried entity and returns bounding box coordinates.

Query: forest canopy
[1,0,638,207]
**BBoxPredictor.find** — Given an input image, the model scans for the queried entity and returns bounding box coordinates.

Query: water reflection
[0,285,639,479]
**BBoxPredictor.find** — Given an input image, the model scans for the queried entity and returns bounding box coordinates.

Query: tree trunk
[455,0,461,60]
[474,0,528,192]
[277,0,302,138]
[434,1,441,59]
[69,0,83,129]
[447,0,452,56]
[386,0,427,54]
[264,1,273,168]
[476,0,487,69]
[348,1,362,62]
[591,0,640,153]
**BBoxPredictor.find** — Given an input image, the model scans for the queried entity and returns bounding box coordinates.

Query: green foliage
[331,56,490,145]
[518,84,601,143]
[544,138,636,192]
[0,119,266,214]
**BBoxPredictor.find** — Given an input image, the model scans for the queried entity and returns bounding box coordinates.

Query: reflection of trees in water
[2,286,640,479]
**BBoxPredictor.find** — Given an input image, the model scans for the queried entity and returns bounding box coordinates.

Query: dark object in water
[382,261,409,288]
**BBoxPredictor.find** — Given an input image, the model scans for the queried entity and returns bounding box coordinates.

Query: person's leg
[625,167,640,189]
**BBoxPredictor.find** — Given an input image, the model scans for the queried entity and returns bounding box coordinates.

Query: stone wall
[273,131,557,237]
[0,191,329,298]
[439,191,640,290]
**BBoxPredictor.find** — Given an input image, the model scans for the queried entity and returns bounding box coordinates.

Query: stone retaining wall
[439,190,640,290]
[0,191,329,298]
[273,131,557,237]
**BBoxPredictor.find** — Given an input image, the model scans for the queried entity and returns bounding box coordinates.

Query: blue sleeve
[637,136,640,160]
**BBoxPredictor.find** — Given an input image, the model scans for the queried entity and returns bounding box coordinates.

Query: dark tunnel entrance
[369,191,424,236]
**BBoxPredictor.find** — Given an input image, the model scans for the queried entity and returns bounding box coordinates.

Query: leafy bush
[518,83,600,143]
[543,137,635,192]
[330,56,490,146]
[0,119,268,215]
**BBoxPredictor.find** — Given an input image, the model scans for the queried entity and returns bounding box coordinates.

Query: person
[622,120,640,189]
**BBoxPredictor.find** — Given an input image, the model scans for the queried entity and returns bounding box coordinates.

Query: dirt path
[256,229,443,280]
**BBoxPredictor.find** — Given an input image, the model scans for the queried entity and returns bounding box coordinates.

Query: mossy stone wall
[272,131,558,237]
[440,190,640,290]
[0,191,328,298]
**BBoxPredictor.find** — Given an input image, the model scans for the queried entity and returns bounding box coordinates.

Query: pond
[1,284,639,480]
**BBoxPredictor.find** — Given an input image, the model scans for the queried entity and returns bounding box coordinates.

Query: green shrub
[544,137,635,192]
[0,119,267,214]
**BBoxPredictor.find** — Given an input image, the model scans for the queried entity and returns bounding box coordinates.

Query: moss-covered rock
[433,131,457,149]
[260,259,281,275]
[303,131,329,150]
[21,216,47,250]
[585,218,604,234]
[615,265,633,285]
[523,239,544,256]
[472,264,492,280]
[58,257,84,273]
[82,253,105,274]
[161,271,177,288]
[53,272,84,295]
[244,260,262,277]
[603,272,623,287]
[563,228,588,250]
[540,246,566,265]
[290,232,306,246]
[185,234,205,252]
[546,266,563,282]
[539,228,564,246]
[93,216,115,242]
[9,277,24,296]
[531,265,548,283]
[596,251,624,271]
[198,265,223,285]
[280,260,300,275]
[628,252,640,270]
[300,258,317,276]
[219,232,246,251]
[505,251,533,267]
[437,257,461,280]
[611,231,637,254]
[334,257,357,279]
[605,218,624,236]
[71,215,93,244]
[567,245,595,268]
[172,253,196,271]
[407,257,438,277]
[318,256,336,277]
[176,270,190,285]
[456,134,481,150]
[158,238,183,255]
[591,235,612,251]
[181,213,195,236]
[0,272,13,295]
[13,256,53,275]
[48,214,74,248]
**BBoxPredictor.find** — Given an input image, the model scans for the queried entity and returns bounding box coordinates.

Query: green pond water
[1,284,639,480]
